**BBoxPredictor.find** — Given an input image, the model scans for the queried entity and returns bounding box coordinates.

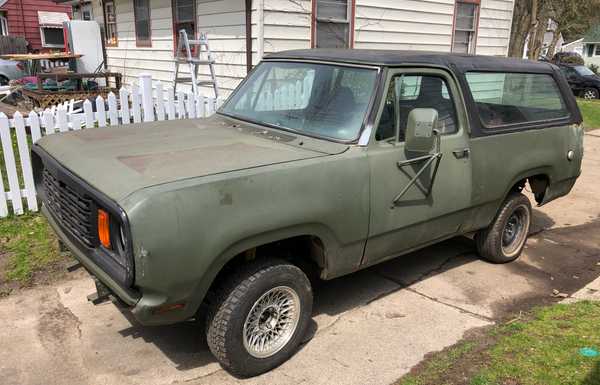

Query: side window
[465,72,569,128]
[376,74,459,141]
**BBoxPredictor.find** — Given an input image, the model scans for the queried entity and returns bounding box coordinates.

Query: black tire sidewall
[478,193,532,263]
[220,264,312,377]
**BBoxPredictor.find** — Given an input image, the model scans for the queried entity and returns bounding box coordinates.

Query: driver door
[363,68,473,265]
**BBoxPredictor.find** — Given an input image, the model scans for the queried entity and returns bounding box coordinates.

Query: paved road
[2,134,600,385]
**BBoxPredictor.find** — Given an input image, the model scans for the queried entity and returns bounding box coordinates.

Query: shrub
[560,55,585,65]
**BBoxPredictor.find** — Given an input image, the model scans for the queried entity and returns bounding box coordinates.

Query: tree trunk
[508,0,533,57]
[528,4,548,60]
[546,29,561,59]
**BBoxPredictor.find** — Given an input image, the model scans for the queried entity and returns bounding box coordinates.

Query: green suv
[32,50,584,377]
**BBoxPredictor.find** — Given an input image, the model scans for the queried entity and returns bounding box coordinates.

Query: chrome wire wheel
[242,286,301,359]
[501,204,530,257]
[584,89,598,100]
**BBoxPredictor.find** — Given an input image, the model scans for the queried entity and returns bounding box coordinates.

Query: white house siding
[91,0,516,97]
[93,0,247,97]
[92,0,176,87]
[252,0,515,56]
[354,0,454,51]
[476,0,514,56]
[196,0,247,95]
[261,0,311,55]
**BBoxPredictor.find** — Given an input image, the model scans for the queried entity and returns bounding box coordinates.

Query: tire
[582,88,599,100]
[475,193,532,264]
[0,76,8,86]
[205,259,313,377]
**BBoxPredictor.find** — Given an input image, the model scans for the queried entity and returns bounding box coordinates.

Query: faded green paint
[36,64,583,326]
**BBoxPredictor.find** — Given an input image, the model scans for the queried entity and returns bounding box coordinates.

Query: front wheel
[205,259,313,377]
[475,193,532,263]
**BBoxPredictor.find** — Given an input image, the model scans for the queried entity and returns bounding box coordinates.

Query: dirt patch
[394,325,499,385]
[0,249,82,299]
[490,219,600,318]
[37,291,83,349]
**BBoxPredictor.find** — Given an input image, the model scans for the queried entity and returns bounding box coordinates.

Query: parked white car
[0,59,26,85]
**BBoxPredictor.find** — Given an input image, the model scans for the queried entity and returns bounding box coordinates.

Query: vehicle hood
[584,74,600,83]
[34,115,348,201]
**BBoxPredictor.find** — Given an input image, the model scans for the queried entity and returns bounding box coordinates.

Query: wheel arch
[504,169,551,205]
[188,224,338,315]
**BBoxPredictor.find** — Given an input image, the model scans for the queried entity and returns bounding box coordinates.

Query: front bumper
[45,205,196,325]
[44,205,141,306]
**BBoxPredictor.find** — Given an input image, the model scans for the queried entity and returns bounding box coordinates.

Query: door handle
[452,148,470,159]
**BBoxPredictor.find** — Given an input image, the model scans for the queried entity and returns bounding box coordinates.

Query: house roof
[583,24,600,43]
[265,49,557,74]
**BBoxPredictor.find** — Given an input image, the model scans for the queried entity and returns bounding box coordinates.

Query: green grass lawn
[0,213,64,295]
[578,99,600,131]
[396,301,600,385]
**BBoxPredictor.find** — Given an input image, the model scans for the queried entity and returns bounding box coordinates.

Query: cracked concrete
[1,133,600,385]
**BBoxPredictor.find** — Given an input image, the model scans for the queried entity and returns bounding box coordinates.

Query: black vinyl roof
[265,49,558,74]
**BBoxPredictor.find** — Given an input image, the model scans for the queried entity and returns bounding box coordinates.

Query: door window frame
[369,67,469,147]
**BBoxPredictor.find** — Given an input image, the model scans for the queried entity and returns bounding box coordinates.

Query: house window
[40,27,65,47]
[314,0,353,48]
[134,0,151,46]
[452,1,479,54]
[103,0,118,46]
[595,44,600,56]
[0,15,8,36]
[82,6,92,21]
[172,0,196,49]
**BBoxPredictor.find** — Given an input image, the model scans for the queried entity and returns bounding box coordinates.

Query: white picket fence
[0,73,222,218]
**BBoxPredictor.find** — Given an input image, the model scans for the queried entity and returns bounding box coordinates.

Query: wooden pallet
[21,88,118,108]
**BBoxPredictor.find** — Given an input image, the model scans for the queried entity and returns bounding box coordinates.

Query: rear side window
[465,72,569,128]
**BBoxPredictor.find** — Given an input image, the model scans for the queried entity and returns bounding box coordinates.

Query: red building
[0,0,71,51]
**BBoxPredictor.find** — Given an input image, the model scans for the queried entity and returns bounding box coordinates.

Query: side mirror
[405,108,438,153]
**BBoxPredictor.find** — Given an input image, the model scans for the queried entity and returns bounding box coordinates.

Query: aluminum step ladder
[173,30,219,98]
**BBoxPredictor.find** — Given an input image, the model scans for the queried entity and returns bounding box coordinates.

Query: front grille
[43,169,96,248]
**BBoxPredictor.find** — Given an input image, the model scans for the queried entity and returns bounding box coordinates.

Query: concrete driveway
[2,133,600,385]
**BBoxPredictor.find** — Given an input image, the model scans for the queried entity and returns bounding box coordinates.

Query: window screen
[134,0,151,45]
[315,0,350,48]
[103,0,117,46]
[41,28,64,47]
[466,72,569,128]
[452,2,478,54]
[173,0,196,49]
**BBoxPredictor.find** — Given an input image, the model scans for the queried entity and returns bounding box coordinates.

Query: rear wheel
[205,259,313,377]
[475,193,531,263]
[582,88,599,100]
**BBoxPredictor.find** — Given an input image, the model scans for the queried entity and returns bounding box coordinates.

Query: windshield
[221,61,378,141]
[574,66,595,76]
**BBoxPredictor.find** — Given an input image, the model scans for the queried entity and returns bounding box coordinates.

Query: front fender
[122,149,370,324]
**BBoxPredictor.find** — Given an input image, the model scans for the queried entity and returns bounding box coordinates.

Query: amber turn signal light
[98,209,111,248]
